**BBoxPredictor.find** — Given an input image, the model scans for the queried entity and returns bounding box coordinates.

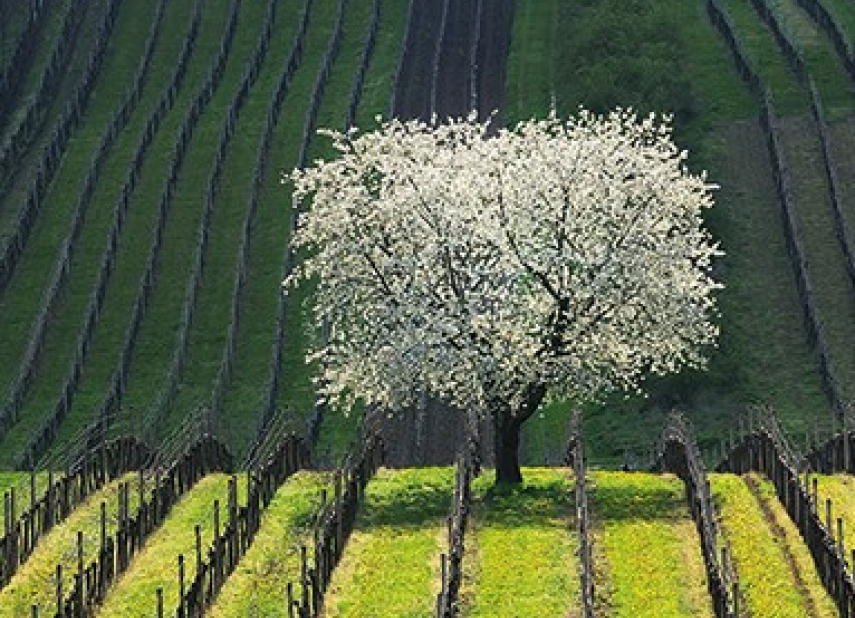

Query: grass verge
[322,467,454,618]
[461,468,579,618]
[588,471,714,618]
[709,472,836,618]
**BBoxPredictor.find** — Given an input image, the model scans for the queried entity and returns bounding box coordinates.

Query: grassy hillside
[93,473,246,618]
[0,473,145,618]
[508,0,855,464]
[3,0,855,470]
[206,471,329,618]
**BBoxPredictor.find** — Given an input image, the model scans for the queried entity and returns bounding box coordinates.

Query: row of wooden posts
[26,434,233,618]
[435,451,475,618]
[1,437,150,588]
[167,434,309,618]
[566,411,595,618]
[718,408,855,617]
[654,414,740,618]
[285,433,385,618]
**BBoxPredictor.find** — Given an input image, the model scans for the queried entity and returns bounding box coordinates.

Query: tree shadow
[356,469,456,528]
[476,474,573,527]
[587,474,686,521]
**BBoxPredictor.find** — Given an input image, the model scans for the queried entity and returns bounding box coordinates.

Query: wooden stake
[156,588,164,618]
[178,554,185,617]
[56,564,63,618]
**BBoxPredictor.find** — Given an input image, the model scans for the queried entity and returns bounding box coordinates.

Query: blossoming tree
[286,110,721,483]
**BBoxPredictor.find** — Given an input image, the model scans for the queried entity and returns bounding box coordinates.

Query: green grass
[302,0,385,458]
[37,0,200,455]
[93,473,247,618]
[0,0,69,177]
[777,119,855,403]
[588,472,714,618]
[702,122,829,442]
[767,0,855,118]
[160,0,285,438]
[720,0,810,115]
[0,0,217,468]
[461,468,579,618]
[0,0,173,466]
[353,0,411,127]
[709,472,836,618]
[512,0,838,465]
[820,0,855,51]
[322,467,454,618]
[0,473,147,618]
[812,474,855,551]
[0,472,48,510]
[505,0,557,126]
[0,0,30,69]
[0,0,111,230]
[119,0,269,439]
[206,471,329,618]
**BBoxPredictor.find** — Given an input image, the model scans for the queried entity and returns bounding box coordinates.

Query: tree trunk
[489,383,547,485]
[493,411,523,484]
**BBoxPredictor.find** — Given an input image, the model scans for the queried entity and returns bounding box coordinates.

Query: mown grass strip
[322,467,454,618]
[505,0,556,126]
[821,0,855,49]
[461,468,578,618]
[206,471,329,618]
[93,473,246,618]
[0,472,49,510]
[709,472,836,618]
[720,0,810,114]
[0,473,145,618]
[766,0,855,117]
[589,471,714,618]
[354,0,411,128]
[777,118,855,403]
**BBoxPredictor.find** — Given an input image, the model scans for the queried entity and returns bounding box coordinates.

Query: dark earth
[377,0,515,467]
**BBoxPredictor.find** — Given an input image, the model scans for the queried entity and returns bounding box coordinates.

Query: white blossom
[285,110,721,420]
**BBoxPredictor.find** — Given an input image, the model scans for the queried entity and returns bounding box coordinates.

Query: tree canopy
[286,110,721,482]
